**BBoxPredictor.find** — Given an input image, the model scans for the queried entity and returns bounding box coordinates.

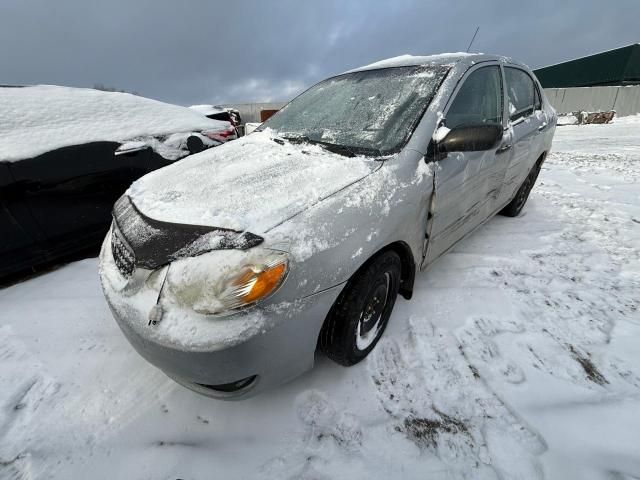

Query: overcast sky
[1,0,638,106]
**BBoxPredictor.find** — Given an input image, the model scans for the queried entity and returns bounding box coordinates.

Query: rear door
[0,162,48,277]
[8,142,161,256]
[424,64,510,265]
[498,67,544,206]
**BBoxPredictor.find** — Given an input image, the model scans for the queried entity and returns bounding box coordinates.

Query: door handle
[538,122,548,131]
[496,144,512,154]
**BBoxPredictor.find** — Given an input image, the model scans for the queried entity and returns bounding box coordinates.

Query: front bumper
[99,234,342,399]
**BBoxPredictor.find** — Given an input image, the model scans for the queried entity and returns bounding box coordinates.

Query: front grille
[111,226,135,277]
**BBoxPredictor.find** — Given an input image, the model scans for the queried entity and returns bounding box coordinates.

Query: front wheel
[319,251,401,366]
[500,161,542,217]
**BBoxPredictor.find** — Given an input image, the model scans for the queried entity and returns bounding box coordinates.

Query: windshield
[260,65,449,155]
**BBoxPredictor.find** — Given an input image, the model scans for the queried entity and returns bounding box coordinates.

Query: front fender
[264,148,430,302]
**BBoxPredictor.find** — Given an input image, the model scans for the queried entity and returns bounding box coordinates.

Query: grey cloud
[1,0,638,106]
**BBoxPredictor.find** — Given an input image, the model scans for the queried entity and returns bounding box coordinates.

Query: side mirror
[437,123,502,154]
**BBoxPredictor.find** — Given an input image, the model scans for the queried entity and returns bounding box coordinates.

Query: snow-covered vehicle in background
[0,85,232,280]
[100,53,556,399]
[244,122,262,135]
[189,104,241,137]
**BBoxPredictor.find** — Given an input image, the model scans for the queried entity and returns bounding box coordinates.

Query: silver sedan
[99,53,556,399]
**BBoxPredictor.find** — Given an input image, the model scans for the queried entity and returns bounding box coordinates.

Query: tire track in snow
[0,326,60,479]
[368,320,546,480]
[466,165,640,394]
[261,389,365,480]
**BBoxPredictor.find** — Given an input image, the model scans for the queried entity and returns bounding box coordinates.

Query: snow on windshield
[262,66,449,154]
[0,85,228,162]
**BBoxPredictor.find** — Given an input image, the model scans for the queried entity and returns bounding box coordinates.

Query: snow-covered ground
[1,117,639,480]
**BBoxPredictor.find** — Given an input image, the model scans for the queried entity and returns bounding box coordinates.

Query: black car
[0,85,233,280]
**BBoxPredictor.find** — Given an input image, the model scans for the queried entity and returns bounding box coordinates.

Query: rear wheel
[500,161,542,217]
[187,135,204,154]
[319,251,401,366]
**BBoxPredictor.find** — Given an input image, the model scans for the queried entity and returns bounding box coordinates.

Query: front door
[424,64,509,266]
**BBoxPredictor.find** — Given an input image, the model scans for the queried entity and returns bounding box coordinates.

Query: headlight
[164,248,289,316]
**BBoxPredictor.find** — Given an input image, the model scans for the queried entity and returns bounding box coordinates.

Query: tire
[187,135,204,154]
[319,251,401,366]
[499,161,542,217]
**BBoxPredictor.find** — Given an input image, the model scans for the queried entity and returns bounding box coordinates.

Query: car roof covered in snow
[346,53,526,73]
[0,85,229,162]
[189,104,228,116]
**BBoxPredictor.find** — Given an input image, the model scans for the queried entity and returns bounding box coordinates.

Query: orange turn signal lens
[233,262,287,304]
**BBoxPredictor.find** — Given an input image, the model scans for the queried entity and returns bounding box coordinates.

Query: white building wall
[543,85,640,117]
[220,102,287,124]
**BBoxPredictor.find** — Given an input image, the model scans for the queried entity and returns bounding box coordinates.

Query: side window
[534,86,542,110]
[446,66,503,129]
[505,67,536,121]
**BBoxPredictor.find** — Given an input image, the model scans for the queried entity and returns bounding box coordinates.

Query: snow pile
[117,131,220,161]
[557,112,580,125]
[189,104,227,117]
[432,125,451,142]
[127,131,378,233]
[0,85,229,162]
[244,122,262,134]
[557,110,617,126]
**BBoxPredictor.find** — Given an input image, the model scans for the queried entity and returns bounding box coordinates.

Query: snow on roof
[189,104,227,116]
[346,52,475,73]
[0,85,229,162]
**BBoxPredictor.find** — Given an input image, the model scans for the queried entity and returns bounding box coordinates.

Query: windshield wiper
[314,140,383,158]
[272,135,382,158]
[273,134,310,145]
[314,141,357,157]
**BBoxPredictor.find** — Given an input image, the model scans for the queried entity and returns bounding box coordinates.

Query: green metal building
[534,43,640,88]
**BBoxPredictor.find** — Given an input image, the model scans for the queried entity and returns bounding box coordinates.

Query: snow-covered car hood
[127,131,381,234]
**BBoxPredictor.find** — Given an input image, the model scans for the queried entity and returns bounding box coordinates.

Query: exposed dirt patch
[153,440,200,448]
[397,410,469,450]
[568,345,608,385]
[196,415,209,424]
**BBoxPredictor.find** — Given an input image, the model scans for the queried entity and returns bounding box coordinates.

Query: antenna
[466,26,480,53]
